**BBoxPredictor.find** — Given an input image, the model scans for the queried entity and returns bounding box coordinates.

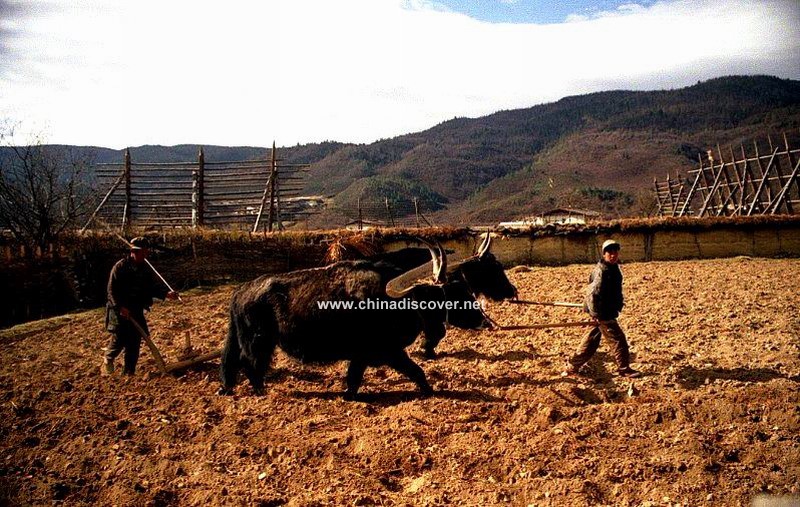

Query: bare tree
[0,123,96,252]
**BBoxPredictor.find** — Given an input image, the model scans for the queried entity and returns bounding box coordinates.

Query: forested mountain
[6,75,799,227]
[305,75,800,225]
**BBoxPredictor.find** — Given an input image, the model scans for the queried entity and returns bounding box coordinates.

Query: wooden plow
[127,317,221,374]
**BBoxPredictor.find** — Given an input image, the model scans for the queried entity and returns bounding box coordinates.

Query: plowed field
[1,257,798,506]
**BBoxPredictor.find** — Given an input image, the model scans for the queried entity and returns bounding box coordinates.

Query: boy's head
[601,239,620,264]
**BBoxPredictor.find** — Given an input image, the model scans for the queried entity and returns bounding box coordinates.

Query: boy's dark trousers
[569,319,630,371]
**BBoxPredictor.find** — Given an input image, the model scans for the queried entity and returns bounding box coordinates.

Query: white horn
[477,230,492,258]
[434,241,447,283]
[385,239,440,297]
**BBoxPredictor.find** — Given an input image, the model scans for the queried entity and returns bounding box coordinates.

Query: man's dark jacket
[584,259,624,321]
[105,256,168,332]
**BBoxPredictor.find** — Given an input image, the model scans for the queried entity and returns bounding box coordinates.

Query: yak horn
[434,241,447,283]
[417,238,447,284]
[476,229,492,258]
[385,240,442,298]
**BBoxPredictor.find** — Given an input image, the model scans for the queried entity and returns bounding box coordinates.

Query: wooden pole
[653,178,666,216]
[729,145,746,214]
[252,173,273,233]
[665,173,676,214]
[767,157,800,214]
[783,132,800,208]
[714,144,737,216]
[671,169,685,217]
[747,147,779,215]
[694,154,711,210]
[679,166,703,217]
[414,197,420,228]
[739,144,757,213]
[126,316,167,373]
[495,321,596,331]
[357,196,363,231]
[770,142,792,214]
[192,163,199,228]
[698,153,728,216]
[508,300,583,308]
[275,145,282,231]
[81,170,125,232]
[713,146,740,216]
[123,148,132,231]
[165,350,222,372]
[267,141,276,232]
[197,147,205,226]
[385,197,395,227]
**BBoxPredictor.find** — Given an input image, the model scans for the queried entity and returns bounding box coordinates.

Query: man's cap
[602,239,621,252]
[129,237,149,250]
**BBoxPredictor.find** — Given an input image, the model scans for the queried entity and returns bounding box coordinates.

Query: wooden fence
[654,132,800,217]
[82,143,314,231]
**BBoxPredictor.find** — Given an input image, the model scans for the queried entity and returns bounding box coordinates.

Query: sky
[0,0,798,149]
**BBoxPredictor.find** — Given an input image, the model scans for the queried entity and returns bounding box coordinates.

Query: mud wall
[384,222,800,266]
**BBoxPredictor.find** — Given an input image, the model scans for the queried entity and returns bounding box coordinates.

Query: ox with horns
[369,232,517,357]
[219,241,486,399]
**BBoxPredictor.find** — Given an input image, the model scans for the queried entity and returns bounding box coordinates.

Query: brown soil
[1,257,798,506]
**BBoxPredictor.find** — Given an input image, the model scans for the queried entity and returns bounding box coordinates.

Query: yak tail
[220,307,242,390]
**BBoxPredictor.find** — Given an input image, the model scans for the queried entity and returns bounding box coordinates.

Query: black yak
[219,242,485,399]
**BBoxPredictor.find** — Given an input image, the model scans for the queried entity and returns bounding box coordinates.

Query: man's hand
[166,291,180,301]
[119,307,130,319]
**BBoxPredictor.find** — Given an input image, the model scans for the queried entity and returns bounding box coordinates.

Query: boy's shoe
[618,367,642,378]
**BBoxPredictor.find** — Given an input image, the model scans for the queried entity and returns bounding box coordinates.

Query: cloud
[0,0,798,148]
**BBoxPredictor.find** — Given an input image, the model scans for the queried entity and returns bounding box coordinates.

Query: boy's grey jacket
[584,259,624,320]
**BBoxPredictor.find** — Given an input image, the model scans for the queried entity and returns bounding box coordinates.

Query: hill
[306,75,800,226]
[4,76,799,227]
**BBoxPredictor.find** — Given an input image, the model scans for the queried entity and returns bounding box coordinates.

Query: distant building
[345,219,386,231]
[539,208,600,224]
[498,208,600,229]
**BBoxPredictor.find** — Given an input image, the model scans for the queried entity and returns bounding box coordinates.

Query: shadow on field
[676,366,792,390]
[291,388,503,405]
[435,347,554,362]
